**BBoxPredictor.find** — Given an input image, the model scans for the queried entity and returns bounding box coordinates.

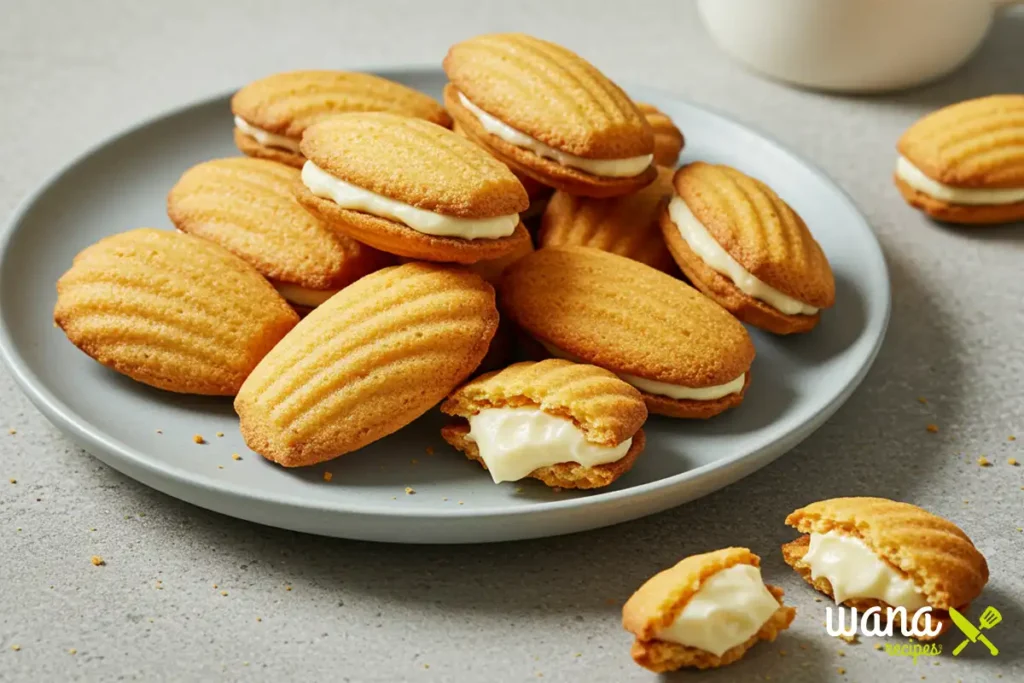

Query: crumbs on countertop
[7,428,16,435]
[323,471,333,482]
[10,645,20,651]
[216,432,224,438]
[155,429,163,434]
[8,478,15,484]
[90,556,105,566]
[231,454,242,461]
[425,446,434,456]
[977,456,991,467]
[405,487,415,495]
[926,424,939,433]
[192,434,205,444]
[1009,458,1019,466]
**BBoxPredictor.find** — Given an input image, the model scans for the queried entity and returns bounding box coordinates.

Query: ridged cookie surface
[167,158,388,289]
[54,229,299,395]
[898,94,1024,188]
[539,167,676,272]
[784,497,989,611]
[234,263,498,467]
[501,247,754,389]
[672,163,834,310]
[623,548,795,672]
[636,102,684,167]
[441,359,646,447]
[231,70,452,139]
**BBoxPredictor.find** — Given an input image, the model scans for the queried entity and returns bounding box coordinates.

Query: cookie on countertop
[660,162,835,334]
[501,246,755,419]
[782,497,989,639]
[895,94,1024,225]
[538,166,676,273]
[623,548,796,672]
[295,113,531,264]
[235,263,498,467]
[635,102,685,167]
[54,228,298,395]
[443,33,656,198]
[231,70,452,168]
[167,157,391,314]
[440,359,647,488]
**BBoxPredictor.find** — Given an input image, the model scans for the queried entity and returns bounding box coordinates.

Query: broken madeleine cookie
[782,497,990,639]
[440,359,647,488]
[623,548,795,673]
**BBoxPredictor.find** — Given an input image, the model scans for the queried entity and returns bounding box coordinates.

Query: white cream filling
[270,280,340,308]
[464,407,631,484]
[457,92,653,178]
[541,341,744,401]
[804,531,928,610]
[233,115,301,153]
[896,155,1024,206]
[668,196,818,316]
[301,161,519,239]
[656,564,780,657]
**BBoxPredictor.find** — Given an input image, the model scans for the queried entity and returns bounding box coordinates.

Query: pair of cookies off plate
[623,497,989,673]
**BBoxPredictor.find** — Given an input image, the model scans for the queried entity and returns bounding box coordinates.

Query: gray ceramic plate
[0,68,889,543]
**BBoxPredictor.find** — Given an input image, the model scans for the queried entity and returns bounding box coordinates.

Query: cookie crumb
[977,456,991,467]
[423,664,430,669]
[216,432,224,438]
[220,591,228,597]
[256,617,262,622]
[1009,458,1019,466]
[1009,435,1017,441]
[458,501,464,505]
[11,645,20,651]
[837,649,846,656]
[193,434,205,444]
[917,396,927,404]
[217,465,224,470]
[285,585,293,592]
[837,668,845,675]
[323,471,333,482]
[405,487,415,495]
[839,633,858,644]
[425,446,434,455]
[232,453,241,461]
[874,643,883,650]
[8,478,15,484]
[926,424,939,433]
[814,597,823,602]
[90,555,105,566]
[8,428,16,435]
[442,497,448,501]
[155,429,163,434]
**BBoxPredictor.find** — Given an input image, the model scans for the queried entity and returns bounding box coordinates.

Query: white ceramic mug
[697,0,1022,93]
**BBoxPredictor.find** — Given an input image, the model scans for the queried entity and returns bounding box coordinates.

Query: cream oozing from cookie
[803,531,928,610]
[233,116,302,153]
[655,564,780,657]
[667,196,819,316]
[896,156,1024,205]
[269,280,340,308]
[301,161,519,239]
[464,407,631,484]
[457,92,653,178]
[541,341,745,401]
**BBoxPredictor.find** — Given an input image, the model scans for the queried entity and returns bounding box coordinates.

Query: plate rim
[0,66,891,525]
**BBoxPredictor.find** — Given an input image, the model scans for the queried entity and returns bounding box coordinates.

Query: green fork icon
[950,606,1001,656]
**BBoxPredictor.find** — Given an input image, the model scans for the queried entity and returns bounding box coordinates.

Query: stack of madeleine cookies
[54,32,842,491]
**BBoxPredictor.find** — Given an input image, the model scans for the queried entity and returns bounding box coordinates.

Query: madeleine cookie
[295,113,531,264]
[623,548,796,672]
[235,263,497,467]
[501,247,754,418]
[231,70,452,168]
[539,166,676,273]
[443,33,656,198]
[635,103,684,167]
[440,359,646,488]
[782,497,989,639]
[55,229,298,395]
[167,158,390,313]
[895,95,1024,224]
[660,163,835,334]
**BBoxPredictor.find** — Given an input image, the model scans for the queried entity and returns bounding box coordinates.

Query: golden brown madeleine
[895,94,1024,224]
[440,359,646,488]
[782,497,989,639]
[54,229,298,395]
[660,162,835,334]
[235,263,498,467]
[231,70,452,167]
[539,166,676,273]
[623,548,795,672]
[635,102,684,167]
[167,158,391,311]
[295,113,531,264]
[501,247,754,419]
[443,33,656,198]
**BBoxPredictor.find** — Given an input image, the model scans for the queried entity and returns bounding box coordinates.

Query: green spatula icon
[950,606,1000,656]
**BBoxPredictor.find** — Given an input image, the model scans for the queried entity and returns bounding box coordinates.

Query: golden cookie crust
[451,121,553,202]
[234,263,498,467]
[783,497,989,612]
[295,182,532,264]
[501,246,755,389]
[658,206,821,334]
[441,422,644,489]
[897,94,1024,189]
[167,157,389,290]
[231,69,451,139]
[55,228,298,395]
[623,548,796,672]
[640,371,751,419]
[445,85,657,199]
[539,167,676,273]
[233,128,305,168]
[671,163,835,310]
[894,175,1024,225]
[300,113,528,218]
[635,102,684,167]
[441,359,647,447]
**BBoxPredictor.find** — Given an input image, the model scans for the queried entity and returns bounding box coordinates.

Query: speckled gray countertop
[1,2,1022,681]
